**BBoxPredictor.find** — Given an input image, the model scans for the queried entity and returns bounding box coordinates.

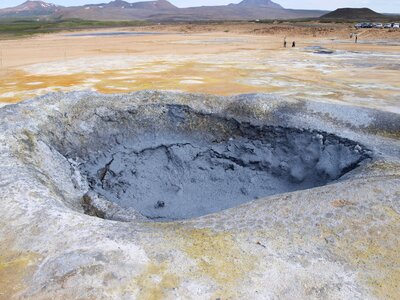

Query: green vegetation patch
[0,18,150,38]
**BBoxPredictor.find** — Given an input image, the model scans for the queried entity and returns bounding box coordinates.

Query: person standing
[292,41,296,48]
[284,37,287,48]
[355,34,358,43]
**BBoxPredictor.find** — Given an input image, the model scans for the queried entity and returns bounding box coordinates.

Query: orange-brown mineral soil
[0,23,399,112]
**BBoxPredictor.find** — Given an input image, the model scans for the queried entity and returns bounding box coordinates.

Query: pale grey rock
[0,91,399,299]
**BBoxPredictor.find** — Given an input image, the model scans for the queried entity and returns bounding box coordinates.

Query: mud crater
[60,104,370,221]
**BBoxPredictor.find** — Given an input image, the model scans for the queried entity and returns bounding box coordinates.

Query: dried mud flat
[0,23,399,299]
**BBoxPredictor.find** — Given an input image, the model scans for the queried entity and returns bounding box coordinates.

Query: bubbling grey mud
[58,104,370,221]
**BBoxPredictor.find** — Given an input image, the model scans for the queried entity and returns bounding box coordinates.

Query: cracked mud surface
[68,105,371,220]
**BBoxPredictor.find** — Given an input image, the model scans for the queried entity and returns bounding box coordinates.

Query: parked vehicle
[354,22,388,29]
[393,23,400,29]
[355,22,370,28]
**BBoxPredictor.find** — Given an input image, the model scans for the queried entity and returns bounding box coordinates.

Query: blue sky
[1,0,399,13]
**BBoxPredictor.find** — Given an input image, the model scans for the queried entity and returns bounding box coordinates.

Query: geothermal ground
[0,23,399,299]
[0,23,399,112]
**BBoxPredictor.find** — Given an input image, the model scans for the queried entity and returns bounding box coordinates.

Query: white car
[393,23,400,29]
[384,23,392,28]
[374,23,383,28]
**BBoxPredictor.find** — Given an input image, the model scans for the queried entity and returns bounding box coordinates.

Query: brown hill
[104,0,132,8]
[83,0,177,9]
[321,8,386,21]
[131,0,177,10]
[236,0,283,9]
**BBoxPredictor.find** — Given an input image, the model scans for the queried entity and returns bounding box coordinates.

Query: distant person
[284,37,287,48]
[292,41,296,48]
[355,34,358,43]
[350,33,353,39]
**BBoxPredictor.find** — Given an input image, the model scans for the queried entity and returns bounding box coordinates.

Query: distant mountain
[0,0,327,21]
[105,0,132,8]
[320,8,386,21]
[236,0,283,9]
[59,0,179,20]
[131,0,177,10]
[0,0,61,17]
[84,0,177,10]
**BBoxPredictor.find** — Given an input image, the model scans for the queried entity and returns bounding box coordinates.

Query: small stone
[154,201,165,209]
